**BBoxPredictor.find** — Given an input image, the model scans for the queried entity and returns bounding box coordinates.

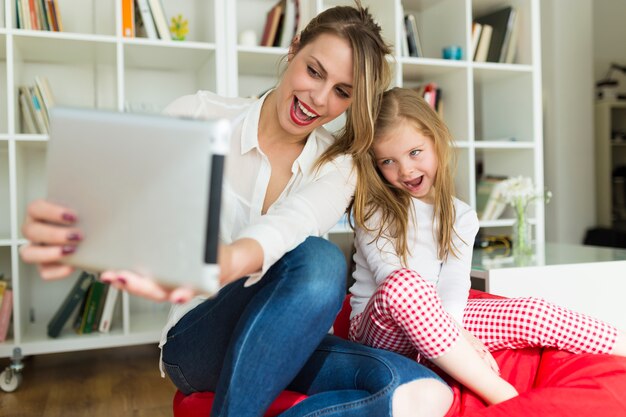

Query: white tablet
[46,107,230,294]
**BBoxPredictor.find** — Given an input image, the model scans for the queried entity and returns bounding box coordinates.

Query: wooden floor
[0,344,177,417]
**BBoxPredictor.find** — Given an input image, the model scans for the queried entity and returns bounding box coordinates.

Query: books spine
[98,286,120,333]
[136,0,158,39]
[80,281,107,334]
[148,0,171,40]
[0,289,13,342]
[47,272,95,338]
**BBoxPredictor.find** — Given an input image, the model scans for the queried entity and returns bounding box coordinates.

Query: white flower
[498,176,551,211]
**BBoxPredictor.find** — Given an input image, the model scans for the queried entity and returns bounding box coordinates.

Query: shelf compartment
[124,43,217,113]
[161,0,217,43]
[401,0,467,60]
[12,35,118,120]
[402,62,470,142]
[237,49,284,98]
[0,142,9,239]
[471,0,534,66]
[473,68,534,142]
[15,141,47,239]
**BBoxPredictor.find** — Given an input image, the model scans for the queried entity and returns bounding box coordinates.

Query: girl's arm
[436,206,480,324]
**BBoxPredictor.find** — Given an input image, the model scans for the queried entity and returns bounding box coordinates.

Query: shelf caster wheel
[0,347,24,392]
[0,368,22,392]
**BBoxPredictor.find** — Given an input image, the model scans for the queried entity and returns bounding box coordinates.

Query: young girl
[349,87,626,406]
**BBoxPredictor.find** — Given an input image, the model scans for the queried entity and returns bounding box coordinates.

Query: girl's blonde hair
[352,87,459,264]
[289,1,392,164]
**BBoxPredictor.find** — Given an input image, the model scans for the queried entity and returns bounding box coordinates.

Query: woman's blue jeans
[162,237,443,416]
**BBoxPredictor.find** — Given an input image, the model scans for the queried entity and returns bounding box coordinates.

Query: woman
[20,3,452,416]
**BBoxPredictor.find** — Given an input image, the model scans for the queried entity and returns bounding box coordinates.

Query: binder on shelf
[474,6,517,63]
[121,0,135,37]
[47,272,96,338]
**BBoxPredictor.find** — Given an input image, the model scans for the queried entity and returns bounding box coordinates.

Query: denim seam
[301,346,399,417]
[219,256,292,412]
[166,281,242,341]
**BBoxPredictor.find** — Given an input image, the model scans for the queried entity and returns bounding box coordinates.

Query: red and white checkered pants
[349,269,618,359]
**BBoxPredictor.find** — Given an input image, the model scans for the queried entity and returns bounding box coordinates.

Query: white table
[471,242,626,330]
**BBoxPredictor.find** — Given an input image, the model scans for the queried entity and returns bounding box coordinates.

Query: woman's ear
[287,35,301,61]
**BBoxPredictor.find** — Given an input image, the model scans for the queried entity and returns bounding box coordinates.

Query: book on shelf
[98,286,120,333]
[474,6,517,63]
[77,280,108,334]
[278,0,297,48]
[404,13,423,58]
[470,22,483,60]
[18,87,38,134]
[47,271,96,338]
[476,175,509,221]
[135,0,158,39]
[121,0,135,37]
[261,0,284,47]
[473,23,493,62]
[0,288,13,343]
[148,0,171,40]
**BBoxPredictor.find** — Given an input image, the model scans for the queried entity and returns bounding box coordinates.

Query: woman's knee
[392,379,453,417]
[288,237,347,306]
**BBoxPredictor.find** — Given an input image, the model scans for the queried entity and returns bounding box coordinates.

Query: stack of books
[122,0,172,40]
[471,6,519,63]
[47,272,121,338]
[18,76,55,135]
[16,0,64,31]
[259,0,300,48]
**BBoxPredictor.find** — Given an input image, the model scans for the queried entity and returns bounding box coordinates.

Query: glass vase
[512,206,533,258]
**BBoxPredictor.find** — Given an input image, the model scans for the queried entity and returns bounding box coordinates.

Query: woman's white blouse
[158,90,355,372]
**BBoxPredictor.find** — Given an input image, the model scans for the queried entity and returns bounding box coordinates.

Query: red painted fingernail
[67,232,82,241]
[61,245,76,255]
[62,213,77,222]
[117,277,127,285]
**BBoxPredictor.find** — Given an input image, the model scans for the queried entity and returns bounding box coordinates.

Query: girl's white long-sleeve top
[349,197,479,324]
[158,90,356,373]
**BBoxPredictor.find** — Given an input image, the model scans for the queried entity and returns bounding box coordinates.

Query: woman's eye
[307,66,320,78]
[410,149,421,156]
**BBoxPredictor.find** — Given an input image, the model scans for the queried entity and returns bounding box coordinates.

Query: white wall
[541,0,595,244]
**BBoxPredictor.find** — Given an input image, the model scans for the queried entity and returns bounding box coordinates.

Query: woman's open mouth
[291,97,319,126]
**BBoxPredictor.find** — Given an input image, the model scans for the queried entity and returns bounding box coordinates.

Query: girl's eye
[380,159,393,166]
[410,149,421,157]
[307,65,320,78]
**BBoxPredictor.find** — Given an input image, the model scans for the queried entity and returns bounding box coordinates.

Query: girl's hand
[461,327,500,375]
[20,199,82,280]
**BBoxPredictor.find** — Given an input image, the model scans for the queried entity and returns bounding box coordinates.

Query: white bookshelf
[0,0,544,360]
